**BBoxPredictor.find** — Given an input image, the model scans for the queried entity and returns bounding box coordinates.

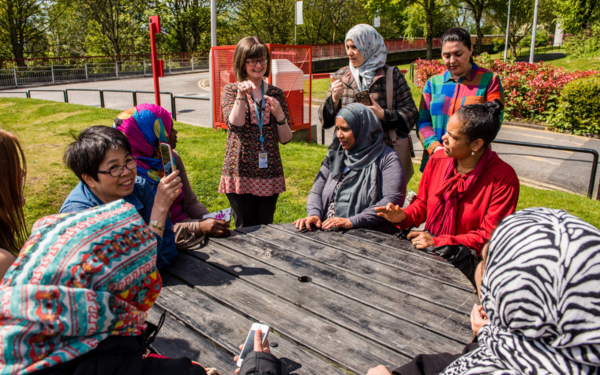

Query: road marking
[523,155,562,165]
[500,130,555,141]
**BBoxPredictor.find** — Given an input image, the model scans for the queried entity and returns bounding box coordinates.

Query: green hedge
[547,76,600,136]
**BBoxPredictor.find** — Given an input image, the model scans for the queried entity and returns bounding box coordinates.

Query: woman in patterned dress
[219,36,292,228]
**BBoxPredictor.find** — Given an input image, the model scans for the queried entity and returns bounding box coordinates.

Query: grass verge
[1,97,599,230]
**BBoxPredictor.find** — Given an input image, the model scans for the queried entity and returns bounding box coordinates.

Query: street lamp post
[529,0,540,64]
[503,0,512,61]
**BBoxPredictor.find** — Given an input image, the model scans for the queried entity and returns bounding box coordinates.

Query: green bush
[547,76,600,135]
[520,29,550,48]
[564,24,600,58]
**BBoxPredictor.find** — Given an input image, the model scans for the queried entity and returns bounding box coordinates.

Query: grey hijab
[345,24,387,91]
[327,103,386,218]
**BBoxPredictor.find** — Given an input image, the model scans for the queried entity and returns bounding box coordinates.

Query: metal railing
[492,139,599,199]
[0,58,209,88]
[2,88,208,122]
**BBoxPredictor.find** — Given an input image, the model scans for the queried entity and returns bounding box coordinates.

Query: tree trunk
[474,9,483,54]
[425,0,434,60]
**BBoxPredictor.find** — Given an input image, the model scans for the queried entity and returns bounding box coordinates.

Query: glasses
[245,58,268,67]
[98,158,137,178]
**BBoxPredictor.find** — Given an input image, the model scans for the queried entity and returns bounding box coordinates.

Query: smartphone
[237,323,270,367]
[355,90,372,106]
[159,142,177,175]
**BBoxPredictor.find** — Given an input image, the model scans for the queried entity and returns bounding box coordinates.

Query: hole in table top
[297,276,312,283]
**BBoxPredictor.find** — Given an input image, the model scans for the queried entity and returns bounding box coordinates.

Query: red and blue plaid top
[417,63,504,156]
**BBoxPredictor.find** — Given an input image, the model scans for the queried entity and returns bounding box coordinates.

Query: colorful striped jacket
[417,63,504,156]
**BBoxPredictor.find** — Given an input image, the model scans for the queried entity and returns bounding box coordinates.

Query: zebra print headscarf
[442,207,600,375]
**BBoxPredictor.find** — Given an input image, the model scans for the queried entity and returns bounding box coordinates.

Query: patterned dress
[219,82,290,196]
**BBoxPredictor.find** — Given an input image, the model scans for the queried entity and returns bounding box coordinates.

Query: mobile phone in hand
[355,90,372,106]
[159,142,177,175]
[237,323,270,367]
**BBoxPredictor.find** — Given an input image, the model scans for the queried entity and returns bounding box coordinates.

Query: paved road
[2,73,599,198]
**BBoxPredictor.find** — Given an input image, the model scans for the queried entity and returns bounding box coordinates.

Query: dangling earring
[471,150,475,155]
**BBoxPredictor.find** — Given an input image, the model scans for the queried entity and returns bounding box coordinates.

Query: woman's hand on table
[321,217,352,231]
[368,95,385,121]
[154,170,182,212]
[199,219,231,237]
[407,231,435,249]
[367,365,392,375]
[265,95,285,122]
[233,329,271,374]
[237,80,257,97]
[471,304,489,336]
[374,203,407,224]
[293,215,322,231]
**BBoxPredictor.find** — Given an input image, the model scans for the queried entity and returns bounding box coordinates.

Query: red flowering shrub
[413,55,599,121]
[414,58,445,90]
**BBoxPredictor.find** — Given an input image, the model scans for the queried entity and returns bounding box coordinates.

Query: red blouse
[398,150,519,255]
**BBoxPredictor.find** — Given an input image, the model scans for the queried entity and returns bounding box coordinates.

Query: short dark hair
[442,27,473,63]
[233,36,271,82]
[64,126,132,184]
[456,99,504,147]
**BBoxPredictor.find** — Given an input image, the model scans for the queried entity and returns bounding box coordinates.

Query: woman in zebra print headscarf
[367,207,600,375]
[441,207,600,374]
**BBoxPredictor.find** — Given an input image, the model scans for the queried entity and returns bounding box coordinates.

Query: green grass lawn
[1,97,599,230]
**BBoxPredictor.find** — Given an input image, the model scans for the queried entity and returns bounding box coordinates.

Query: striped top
[417,63,504,155]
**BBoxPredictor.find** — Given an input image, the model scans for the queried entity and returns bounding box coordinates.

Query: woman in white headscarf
[319,24,418,149]
[366,207,600,375]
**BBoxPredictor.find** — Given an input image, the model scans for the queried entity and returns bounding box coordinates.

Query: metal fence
[0,58,209,88]
[492,139,599,200]
[2,88,208,122]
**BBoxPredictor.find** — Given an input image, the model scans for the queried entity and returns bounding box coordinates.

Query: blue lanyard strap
[250,81,266,148]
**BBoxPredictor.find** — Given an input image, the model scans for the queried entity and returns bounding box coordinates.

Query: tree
[453,0,494,53]
[78,0,145,57]
[487,0,556,58]
[0,0,47,65]
[364,0,455,59]
[231,0,294,44]
[554,0,599,33]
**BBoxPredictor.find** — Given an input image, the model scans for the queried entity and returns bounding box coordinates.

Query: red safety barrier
[211,44,312,141]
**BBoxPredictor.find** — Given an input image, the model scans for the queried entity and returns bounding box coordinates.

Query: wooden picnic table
[147,223,478,375]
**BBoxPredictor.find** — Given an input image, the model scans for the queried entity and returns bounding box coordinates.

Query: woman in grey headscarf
[295,103,405,233]
[319,24,418,146]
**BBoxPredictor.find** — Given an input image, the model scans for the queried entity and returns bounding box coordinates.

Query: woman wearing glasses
[60,126,181,269]
[219,36,292,228]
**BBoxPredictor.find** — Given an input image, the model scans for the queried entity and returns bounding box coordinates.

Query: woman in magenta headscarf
[114,103,230,240]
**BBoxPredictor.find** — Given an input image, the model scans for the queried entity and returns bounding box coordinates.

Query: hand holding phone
[236,323,270,367]
[159,142,177,175]
[355,90,373,106]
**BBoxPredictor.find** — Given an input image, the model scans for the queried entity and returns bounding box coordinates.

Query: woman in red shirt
[375,99,519,259]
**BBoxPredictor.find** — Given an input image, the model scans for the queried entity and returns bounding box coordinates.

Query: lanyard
[250,81,266,149]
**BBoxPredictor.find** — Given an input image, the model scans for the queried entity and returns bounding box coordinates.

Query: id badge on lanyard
[251,81,268,169]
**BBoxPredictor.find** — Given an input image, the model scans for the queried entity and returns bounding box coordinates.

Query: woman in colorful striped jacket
[417,28,504,171]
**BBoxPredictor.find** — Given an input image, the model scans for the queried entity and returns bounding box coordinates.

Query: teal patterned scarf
[0,200,162,374]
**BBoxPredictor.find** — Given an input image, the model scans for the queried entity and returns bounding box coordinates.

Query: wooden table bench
[147,223,478,375]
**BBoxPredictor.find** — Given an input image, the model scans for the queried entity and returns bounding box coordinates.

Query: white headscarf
[442,207,600,375]
[345,24,387,91]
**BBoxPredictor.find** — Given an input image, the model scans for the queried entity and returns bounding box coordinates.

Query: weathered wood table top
[147,223,478,375]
